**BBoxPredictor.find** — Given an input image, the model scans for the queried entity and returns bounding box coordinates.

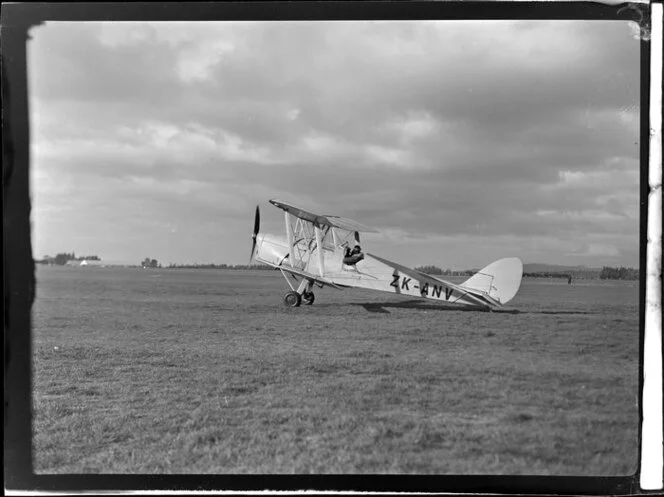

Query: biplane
[249,199,523,310]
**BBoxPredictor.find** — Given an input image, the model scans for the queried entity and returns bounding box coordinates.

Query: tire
[302,291,315,305]
[283,291,302,307]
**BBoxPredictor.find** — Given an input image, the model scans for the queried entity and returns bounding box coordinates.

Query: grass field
[32,266,640,474]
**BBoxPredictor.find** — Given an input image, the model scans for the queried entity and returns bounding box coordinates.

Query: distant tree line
[414,265,475,276]
[141,257,162,269]
[35,252,102,265]
[415,264,638,280]
[599,266,639,280]
[53,252,77,265]
[167,263,273,270]
[557,270,603,280]
[523,272,573,279]
[76,255,101,261]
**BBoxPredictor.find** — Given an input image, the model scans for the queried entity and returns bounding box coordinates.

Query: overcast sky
[28,20,640,268]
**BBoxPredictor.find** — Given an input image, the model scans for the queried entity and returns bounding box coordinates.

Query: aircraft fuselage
[253,233,488,307]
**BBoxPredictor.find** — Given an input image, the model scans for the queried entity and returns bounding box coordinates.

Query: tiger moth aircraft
[249,199,523,310]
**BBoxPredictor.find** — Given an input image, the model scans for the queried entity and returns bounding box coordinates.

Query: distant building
[80,260,105,267]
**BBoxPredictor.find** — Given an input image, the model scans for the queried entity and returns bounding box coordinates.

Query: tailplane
[460,257,523,305]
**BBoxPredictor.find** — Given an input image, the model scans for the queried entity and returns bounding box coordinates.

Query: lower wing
[261,260,347,290]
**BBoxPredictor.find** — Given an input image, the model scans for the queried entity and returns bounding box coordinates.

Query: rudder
[460,257,523,305]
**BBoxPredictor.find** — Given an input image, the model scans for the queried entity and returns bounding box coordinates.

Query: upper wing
[269,199,378,233]
[366,253,503,308]
[323,215,379,233]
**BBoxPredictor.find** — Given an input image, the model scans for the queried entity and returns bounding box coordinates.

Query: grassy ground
[32,267,639,474]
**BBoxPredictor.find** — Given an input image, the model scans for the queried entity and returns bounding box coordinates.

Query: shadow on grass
[352,300,498,314]
[523,310,595,315]
[304,300,594,316]
[351,300,594,315]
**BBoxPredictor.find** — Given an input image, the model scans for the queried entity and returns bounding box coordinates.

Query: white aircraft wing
[260,258,348,290]
[322,215,379,233]
[366,253,504,308]
[269,198,378,233]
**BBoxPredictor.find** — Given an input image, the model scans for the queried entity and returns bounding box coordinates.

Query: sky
[28,20,641,269]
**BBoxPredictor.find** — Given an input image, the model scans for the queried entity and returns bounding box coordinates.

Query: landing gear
[302,291,315,305]
[283,291,302,307]
[281,275,315,308]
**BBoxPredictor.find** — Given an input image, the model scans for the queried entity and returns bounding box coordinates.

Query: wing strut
[315,226,324,277]
[280,268,296,291]
[284,211,293,267]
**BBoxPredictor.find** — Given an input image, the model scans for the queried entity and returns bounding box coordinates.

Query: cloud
[28,20,640,267]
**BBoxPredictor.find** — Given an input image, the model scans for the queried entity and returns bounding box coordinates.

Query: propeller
[249,205,260,263]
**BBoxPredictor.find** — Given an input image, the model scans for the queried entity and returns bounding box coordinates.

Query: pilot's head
[352,245,362,254]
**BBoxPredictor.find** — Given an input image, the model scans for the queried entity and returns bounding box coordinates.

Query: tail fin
[461,257,523,305]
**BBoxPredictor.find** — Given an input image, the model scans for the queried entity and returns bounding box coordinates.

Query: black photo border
[3,1,658,494]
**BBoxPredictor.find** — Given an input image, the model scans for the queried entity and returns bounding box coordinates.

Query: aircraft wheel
[283,291,302,307]
[302,291,315,305]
